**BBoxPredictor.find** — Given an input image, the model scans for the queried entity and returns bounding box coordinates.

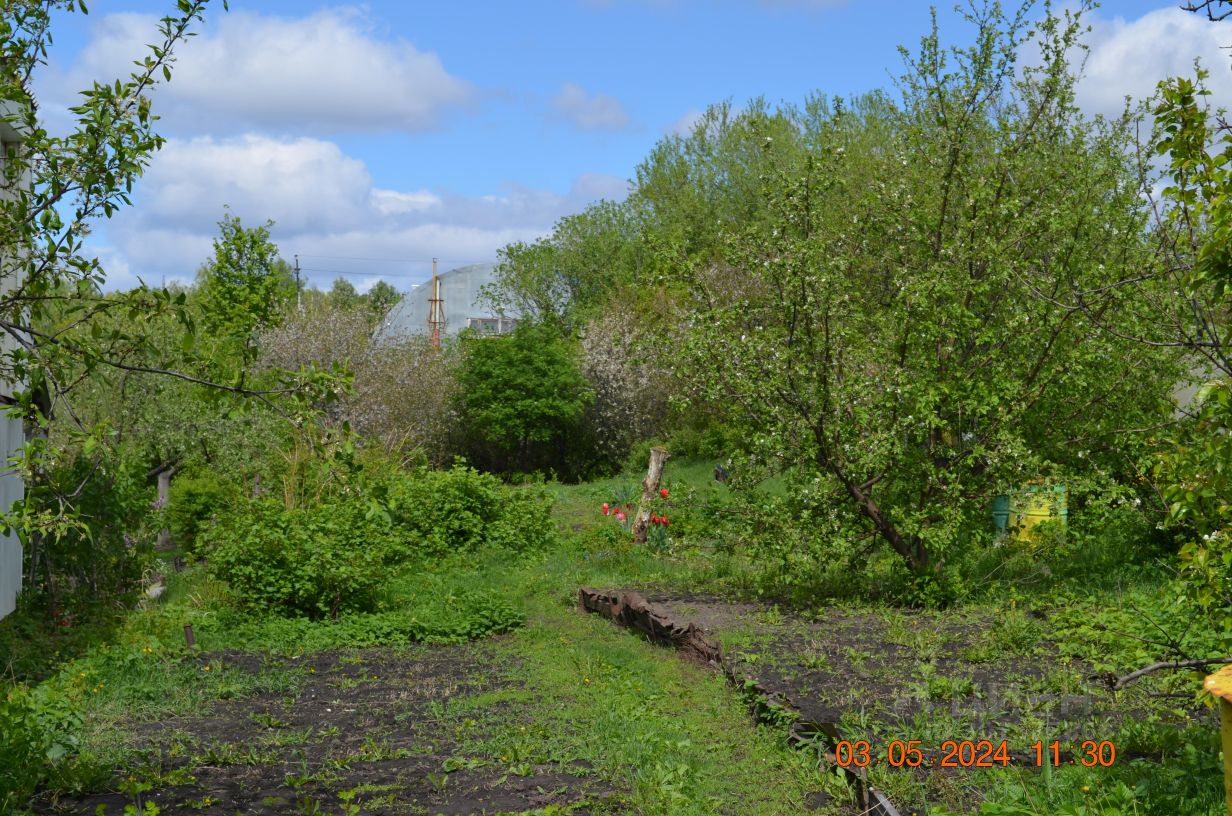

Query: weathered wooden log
[577,588,909,816]
[577,588,722,666]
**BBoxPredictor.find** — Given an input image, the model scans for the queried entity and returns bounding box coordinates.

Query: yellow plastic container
[1007,482,1067,546]
[993,482,1067,545]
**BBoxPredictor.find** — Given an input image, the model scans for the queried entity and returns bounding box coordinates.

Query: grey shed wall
[0,102,27,620]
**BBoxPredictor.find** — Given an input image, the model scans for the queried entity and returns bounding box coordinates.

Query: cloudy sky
[32,0,1232,292]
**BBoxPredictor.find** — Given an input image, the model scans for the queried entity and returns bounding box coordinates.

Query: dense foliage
[487,5,1185,598]
[204,499,395,618]
[200,463,556,619]
[165,470,239,557]
[0,680,80,812]
[1147,69,1232,613]
[382,464,557,556]
[454,323,596,479]
[196,214,296,368]
[5,1,1232,813]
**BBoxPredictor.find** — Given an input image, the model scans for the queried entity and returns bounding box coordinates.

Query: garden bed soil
[34,643,611,816]
[640,591,1138,745]
[590,589,1214,813]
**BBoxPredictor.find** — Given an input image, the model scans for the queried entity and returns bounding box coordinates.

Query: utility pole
[293,254,302,312]
[428,256,445,348]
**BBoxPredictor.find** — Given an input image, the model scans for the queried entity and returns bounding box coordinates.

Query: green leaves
[201,462,555,619]
[454,323,594,478]
[204,499,394,619]
[0,680,84,810]
[1154,70,1232,300]
[1161,381,1232,611]
[649,1,1178,583]
[1151,63,1232,616]
[0,0,232,554]
[196,212,295,367]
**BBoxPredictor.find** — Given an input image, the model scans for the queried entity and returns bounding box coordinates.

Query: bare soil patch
[36,642,610,816]
[616,590,1214,812]
[643,591,1133,745]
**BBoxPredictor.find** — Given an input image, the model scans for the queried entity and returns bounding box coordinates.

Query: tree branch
[1182,1,1232,22]
[1113,657,1232,690]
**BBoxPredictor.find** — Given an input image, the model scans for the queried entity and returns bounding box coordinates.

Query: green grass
[11,522,846,814]
[446,588,846,814]
[8,464,1227,815]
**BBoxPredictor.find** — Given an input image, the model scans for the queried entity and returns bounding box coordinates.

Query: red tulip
[602,503,610,515]
[659,488,669,498]
[663,517,670,526]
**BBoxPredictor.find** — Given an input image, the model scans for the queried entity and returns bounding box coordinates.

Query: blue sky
[32,0,1231,291]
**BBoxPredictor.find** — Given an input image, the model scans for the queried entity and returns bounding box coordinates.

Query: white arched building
[379,263,519,340]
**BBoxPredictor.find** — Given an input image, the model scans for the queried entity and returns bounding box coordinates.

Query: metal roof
[379,262,519,340]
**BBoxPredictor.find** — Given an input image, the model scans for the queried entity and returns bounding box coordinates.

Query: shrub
[0,682,81,812]
[453,322,595,479]
[19,446,155,606]
[203,499,394,619]
[486,486,557,553]
[384,465,556,559]
[385,466,501,556]
[167,470,240,556]
[214,593,524,651]
[201,462,555,618]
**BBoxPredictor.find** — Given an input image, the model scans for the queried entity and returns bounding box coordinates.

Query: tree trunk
[155,467,175,551]
[827,455,930,575]
[632,446,669,546]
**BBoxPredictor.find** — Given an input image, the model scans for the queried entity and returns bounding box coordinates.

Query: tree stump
[631,446,669,546]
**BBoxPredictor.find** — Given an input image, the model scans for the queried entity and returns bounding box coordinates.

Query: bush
[167,470,240,556]
[0,682,81,812]
[213,593,524,651]
[203,499,394,619]
[384,465,556,558]
[453,322,595,479]
[201,463,555,618]
[486,486,557,553]
[20,447,155,606]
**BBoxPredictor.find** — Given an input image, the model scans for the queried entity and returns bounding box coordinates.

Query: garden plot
[611,590,1216,812]
[34,643,610,816]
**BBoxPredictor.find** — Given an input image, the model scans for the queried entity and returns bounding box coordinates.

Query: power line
[298,267,423,278]
[295,254,493,265]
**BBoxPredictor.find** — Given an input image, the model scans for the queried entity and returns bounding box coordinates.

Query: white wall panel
[0,416,23,619]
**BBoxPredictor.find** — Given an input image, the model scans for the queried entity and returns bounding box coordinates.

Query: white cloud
[552,82,631,131]
[370,189,443,216]
[1076,7,1232,117]
[50,8,473,133]
[668,108,705,136]
[91,134,628,291]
